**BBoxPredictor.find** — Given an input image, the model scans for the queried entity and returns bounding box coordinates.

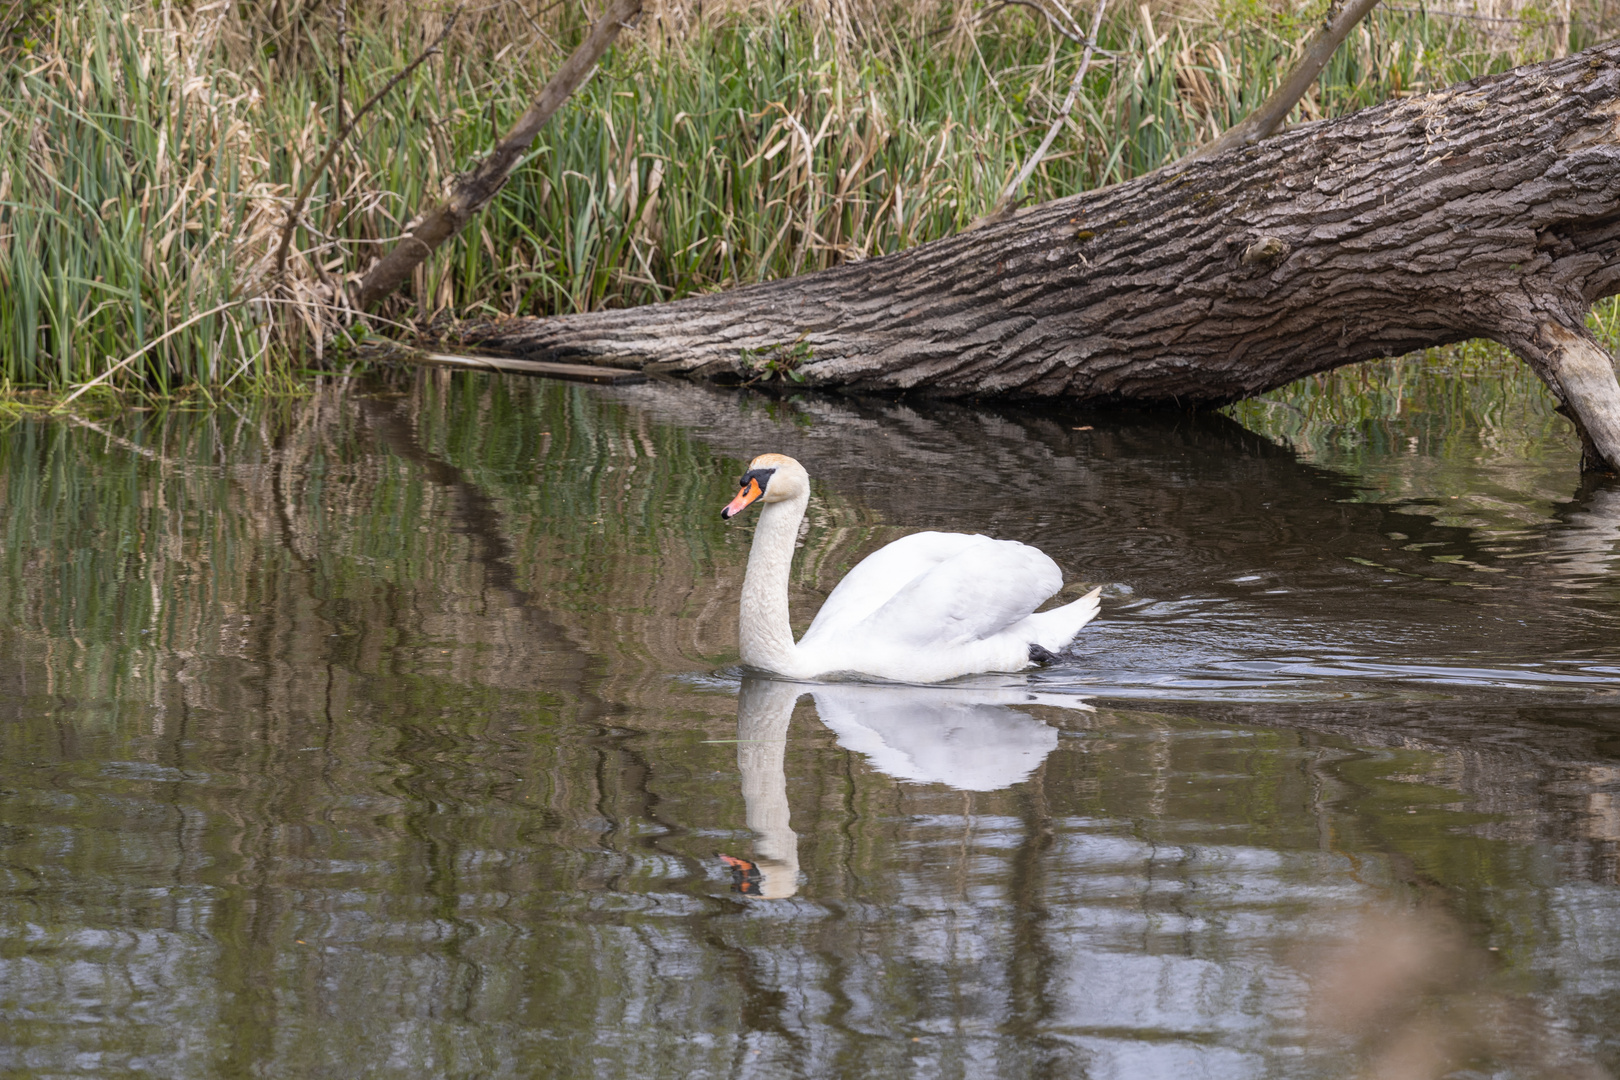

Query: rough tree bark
[459,44,1620,473]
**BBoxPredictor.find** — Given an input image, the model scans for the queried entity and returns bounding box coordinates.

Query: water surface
[2,357,1618,1078]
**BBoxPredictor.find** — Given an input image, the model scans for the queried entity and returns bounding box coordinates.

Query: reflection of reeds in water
[1225,348,1597,549]
[0,372,885,718]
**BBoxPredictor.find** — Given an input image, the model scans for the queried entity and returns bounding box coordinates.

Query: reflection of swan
[721,454,1102,683]
[810,683,1090,791]
[725,678,803,899]
[722,677,1092,898]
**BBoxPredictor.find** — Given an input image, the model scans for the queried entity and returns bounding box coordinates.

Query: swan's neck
[739,492,809,674]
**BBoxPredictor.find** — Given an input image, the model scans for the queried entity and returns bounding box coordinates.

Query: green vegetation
[740,338,814,383]
[0,4,277,396]
[0,0,1603,394]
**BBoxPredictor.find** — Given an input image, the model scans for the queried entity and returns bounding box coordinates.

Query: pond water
[2,356,1618,1078]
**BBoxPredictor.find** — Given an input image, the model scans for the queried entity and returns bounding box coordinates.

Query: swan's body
[722,454,1101,683]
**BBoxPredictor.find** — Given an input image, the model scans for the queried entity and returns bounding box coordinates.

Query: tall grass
[0,0,1598,394]
[0,4,290,394]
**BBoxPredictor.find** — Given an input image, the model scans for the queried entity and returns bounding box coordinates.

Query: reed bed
[0,4,285,396]
[0,0,1607,394]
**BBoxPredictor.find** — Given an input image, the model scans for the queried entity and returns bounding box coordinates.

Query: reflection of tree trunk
[358,394,594,682]
[1553,482,1620,577]
[463,44,1620,473]
[357,393,698,873]
[605,377,1620,702]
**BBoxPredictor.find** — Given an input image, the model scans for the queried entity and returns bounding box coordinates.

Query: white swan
[721,453,1102,683]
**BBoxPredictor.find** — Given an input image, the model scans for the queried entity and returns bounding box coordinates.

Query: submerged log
[415,351,647,385]
[459,44,1620,472]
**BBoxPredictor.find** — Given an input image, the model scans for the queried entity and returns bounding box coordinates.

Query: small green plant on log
[739,339,813,384]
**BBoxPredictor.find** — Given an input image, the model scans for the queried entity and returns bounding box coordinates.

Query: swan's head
[721,453,808,519]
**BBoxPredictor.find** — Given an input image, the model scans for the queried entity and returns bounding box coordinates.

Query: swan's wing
[853,538,1062,649]
[801,531,992,644]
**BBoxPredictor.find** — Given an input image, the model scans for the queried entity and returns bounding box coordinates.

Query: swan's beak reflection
[725,676,1093,899]
[721,477,763,519]
[718,854,765,895]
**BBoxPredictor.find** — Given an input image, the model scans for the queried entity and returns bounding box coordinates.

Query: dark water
[2,357,1618,1078]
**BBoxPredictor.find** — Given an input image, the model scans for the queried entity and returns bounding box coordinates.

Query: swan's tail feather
[1026,586,1102,652]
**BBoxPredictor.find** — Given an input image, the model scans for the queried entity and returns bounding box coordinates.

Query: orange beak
[721,477,763,519]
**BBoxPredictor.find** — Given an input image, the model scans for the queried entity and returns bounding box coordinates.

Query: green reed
[0,5,284,395]
[0,0,1543,393]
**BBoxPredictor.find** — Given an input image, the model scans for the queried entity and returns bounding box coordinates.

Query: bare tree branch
[990,0,1108,218]
[979,0,1089,43]
[1190,0,1382,160]
[273,6,463,281]
[353,0,644,312]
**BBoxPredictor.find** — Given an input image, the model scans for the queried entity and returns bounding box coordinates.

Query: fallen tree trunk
[459,44,1620,472]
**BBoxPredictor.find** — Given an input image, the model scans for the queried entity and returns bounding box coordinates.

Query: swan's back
[800,531,990,642]
[799,531,1062,654]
